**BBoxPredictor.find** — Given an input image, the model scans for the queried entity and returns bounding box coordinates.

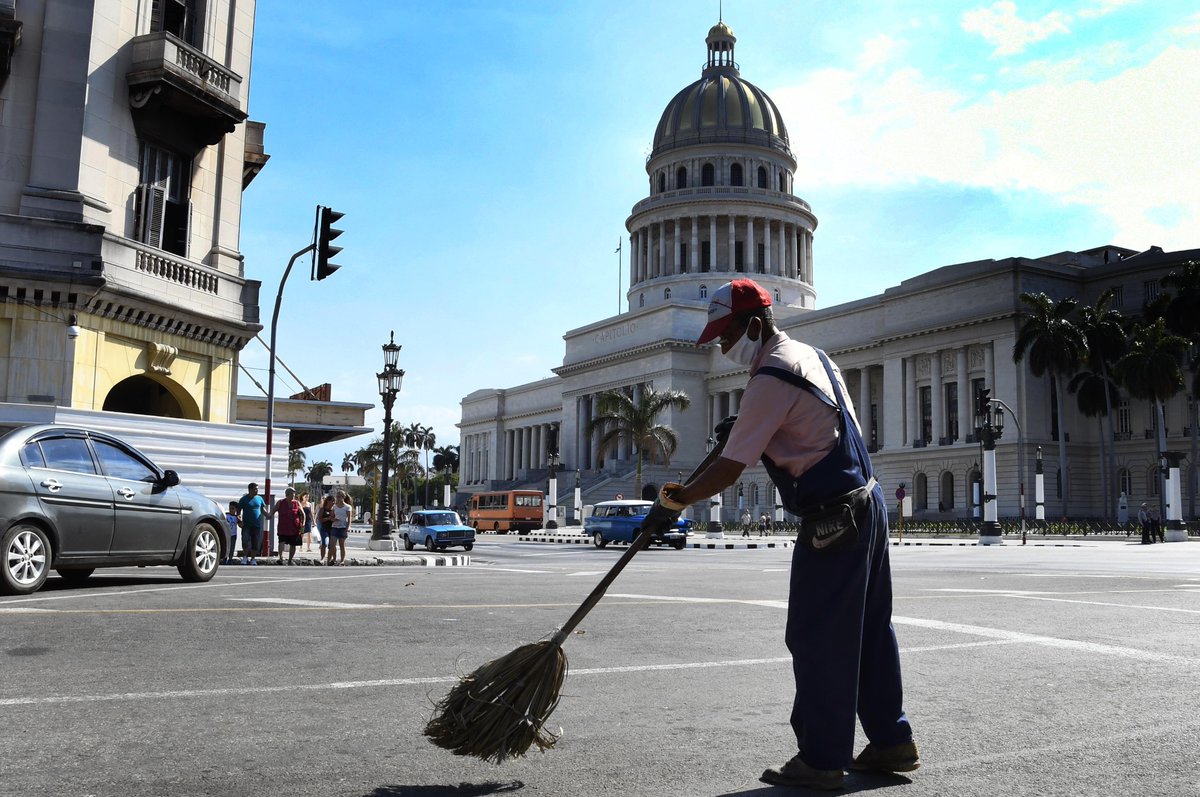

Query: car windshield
[421,512,459,526]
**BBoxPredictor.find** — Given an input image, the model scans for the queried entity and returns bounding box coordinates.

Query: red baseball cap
[696,279,772,345]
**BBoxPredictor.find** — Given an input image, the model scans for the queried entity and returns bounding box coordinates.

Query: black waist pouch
[798,480,874,553]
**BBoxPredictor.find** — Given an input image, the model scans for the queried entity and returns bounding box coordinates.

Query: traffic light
[975,386,991,418]
[315,206,344,280]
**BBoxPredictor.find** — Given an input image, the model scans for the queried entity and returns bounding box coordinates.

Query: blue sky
[237,0,1200,472]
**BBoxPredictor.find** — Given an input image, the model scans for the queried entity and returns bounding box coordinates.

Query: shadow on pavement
[716,772,913,795]
[365,782,524,797]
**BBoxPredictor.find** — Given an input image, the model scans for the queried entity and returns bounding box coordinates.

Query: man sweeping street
[662,278,919,790]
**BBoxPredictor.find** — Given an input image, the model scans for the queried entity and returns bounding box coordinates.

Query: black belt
[796,477,877,519]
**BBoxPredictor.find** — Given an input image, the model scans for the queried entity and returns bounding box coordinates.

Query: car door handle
[40,478,63,492]
[117,487,136,500]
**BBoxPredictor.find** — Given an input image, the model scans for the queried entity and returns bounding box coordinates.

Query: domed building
[629,21,816,313]
[458,21,1198,532]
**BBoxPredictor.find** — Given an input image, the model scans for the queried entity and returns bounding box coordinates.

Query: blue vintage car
[399,510,475,552]
[584,500,691,550]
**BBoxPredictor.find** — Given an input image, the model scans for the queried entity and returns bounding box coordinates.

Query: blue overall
[758,349,912,771]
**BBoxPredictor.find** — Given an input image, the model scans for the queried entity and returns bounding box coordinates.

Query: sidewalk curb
[515,534,794,550]
[222,555,470,567]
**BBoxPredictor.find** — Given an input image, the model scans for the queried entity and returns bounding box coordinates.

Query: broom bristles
[424,639,568,764]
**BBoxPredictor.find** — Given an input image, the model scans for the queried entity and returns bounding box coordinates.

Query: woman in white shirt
[329,491,352,565]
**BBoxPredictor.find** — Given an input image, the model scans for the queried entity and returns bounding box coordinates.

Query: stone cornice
[554,338,707,377]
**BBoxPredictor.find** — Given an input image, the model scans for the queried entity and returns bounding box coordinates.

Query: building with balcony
[0,1,367,500]
[458,20,1199,524]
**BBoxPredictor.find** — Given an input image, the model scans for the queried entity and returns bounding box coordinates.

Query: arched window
[757,166,767,188]
[1146,467,1159,496]
[699,285,708,299]
[778,172,786,192]
[915,473,928,511]
[676,166,687,189]
[1119,468,1132,497]
[664,287,671,300]
[940,472,955,509]
[701,163,715,186]
[730,163,743,186]
[657,173,666,193]
[750,483,760,507]
[639,293,645,308]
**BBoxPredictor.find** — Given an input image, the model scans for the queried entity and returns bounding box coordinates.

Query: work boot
[760,753,844,790]
[849,741,921,773]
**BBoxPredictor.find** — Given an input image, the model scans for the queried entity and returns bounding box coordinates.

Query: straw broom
[424,441,726,764]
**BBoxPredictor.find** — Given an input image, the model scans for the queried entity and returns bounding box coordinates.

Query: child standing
[224,502,240,565]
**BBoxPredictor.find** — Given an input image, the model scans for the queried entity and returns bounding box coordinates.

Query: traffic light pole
[262,242,316,555]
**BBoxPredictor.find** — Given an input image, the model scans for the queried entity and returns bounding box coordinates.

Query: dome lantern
[705,21,738,75]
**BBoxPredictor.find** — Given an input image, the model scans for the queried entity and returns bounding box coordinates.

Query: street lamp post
[546,451,560,530]
[973,394,1005,544]
[443,464,452,509]
[988,397,1025,543]
[705,437,724,538]
[1035,446,1045,521]
[368,332,404,550]
[573,468,582,526]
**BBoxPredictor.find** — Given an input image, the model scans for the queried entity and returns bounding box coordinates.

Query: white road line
[891,615,1200,666]
[567,571,606,577]
[923,588,1061,595]
[226,598,385,609]
[1006,593,1200,615]
[0,639,1020,708]
[0,607,56,613]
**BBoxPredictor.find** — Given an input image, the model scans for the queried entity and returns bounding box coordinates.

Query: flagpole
[615,238,623,315]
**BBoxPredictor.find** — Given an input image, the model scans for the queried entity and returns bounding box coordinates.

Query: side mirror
[160,469,181,487]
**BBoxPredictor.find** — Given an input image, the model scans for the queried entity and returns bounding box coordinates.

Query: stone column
[930,350,943,445]
[673,218,681,274]
[691,216,700,272]
[747,216,756,273]
[859,367,873,448]
[791,225,800,280]
[956,349,969,442]
[905,357,918,446]
[727,215,736,272]
[806,231,814,283]
[777,222,786,277]
[658,222,666,278]
[710,216,718,271]
[764,219,772,275]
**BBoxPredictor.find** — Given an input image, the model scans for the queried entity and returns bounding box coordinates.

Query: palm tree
[586,385,691,497]
[1068,367,1120,513]
[1013,292,1086,516]
[1116,318,1188,507]
[1161,261,1200,516]
[1074,291,1126,517]
[341,453,354,474]
[288,448,306,490]
[306,460,334,495]
[403,423,435,506]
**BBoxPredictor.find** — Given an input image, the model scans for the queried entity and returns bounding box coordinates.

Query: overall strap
[755,366,839,412]
[813,348,873,480]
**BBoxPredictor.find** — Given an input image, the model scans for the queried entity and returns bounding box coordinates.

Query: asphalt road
[2,537,1198,797]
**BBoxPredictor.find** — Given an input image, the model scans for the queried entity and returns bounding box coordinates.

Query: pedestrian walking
[1138,502,1151,544]
[300,493,315,551]
[317,494,335,562]
[759,512,770,537]
[237,482,266,565]
[1150,506,1163,543]
[328,490,351,565]
[662,279,918,790]
[224,502,239,565]
[271,487,304,564]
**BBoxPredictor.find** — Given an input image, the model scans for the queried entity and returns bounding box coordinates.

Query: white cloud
[961,1,1071,56]
[1172,12,1200,37]
[774,43,1200,251]
[1078,0,1137,20]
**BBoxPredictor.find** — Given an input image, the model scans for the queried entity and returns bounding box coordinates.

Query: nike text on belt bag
[798,478,876,553]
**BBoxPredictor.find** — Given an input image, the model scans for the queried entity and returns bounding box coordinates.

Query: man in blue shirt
[238,482,266,565]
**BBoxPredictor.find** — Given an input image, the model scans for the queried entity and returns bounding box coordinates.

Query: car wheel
[463,543,473,551]
[1,524,51,595]
[56,567,95,584]
[403,534,414,551]
[593,532,607,549]
[672,539,686,550]
[425,536,437,552]
[178,522,221,582]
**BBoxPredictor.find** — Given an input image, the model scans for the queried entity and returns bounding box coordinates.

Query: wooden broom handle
[551,439,728,646]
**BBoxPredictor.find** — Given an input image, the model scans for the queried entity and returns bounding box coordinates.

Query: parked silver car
[0,425,228,595]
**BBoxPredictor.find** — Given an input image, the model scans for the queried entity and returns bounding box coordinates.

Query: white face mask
[724,324,762,365]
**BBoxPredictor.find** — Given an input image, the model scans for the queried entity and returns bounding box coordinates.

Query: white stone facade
[459,23,1199,522]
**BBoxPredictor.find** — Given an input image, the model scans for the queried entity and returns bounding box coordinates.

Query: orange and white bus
[468,490,544,533]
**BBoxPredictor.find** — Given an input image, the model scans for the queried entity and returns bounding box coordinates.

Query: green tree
[1013,292,1086,516]
[1161,261,1200,516]
[586,385,691,497]
[305,460,333,494]
[288,448,306,489]
[1073,291,1126,517]
[340,452,354,474]
[1116,317,1188,505]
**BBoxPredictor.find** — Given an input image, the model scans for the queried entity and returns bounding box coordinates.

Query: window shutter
[136,178,168,248]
